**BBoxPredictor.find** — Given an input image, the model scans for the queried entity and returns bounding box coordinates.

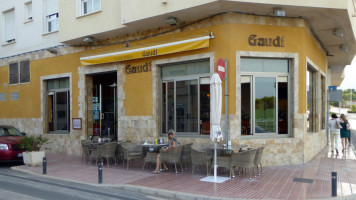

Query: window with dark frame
[160,59,210,136]
[9,60,30,84]
[47,78,70,133]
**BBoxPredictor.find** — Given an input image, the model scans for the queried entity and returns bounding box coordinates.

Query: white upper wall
[0,0,61,59]
[59,0,125,43]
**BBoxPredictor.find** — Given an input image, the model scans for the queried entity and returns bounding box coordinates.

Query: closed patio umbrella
[201,73,228,183]
[210,73,223,143]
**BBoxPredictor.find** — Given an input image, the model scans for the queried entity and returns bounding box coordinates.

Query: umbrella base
[200,176,229,183]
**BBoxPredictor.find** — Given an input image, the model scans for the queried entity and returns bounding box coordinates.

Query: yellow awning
[80,35,212,66]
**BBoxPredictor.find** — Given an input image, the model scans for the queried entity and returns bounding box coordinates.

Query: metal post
[98,163,103,184]
[327,91,330,145]
[43,157,47,175]
[332,172,337,197]
[214,142,217,181]
[224,60,228,146]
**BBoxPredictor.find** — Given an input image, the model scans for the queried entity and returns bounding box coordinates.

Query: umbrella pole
[214,142,217,181]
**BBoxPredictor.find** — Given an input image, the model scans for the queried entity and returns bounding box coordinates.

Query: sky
[339,56,356,90]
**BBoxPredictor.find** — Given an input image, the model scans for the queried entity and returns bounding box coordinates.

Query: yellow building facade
[0,13,327,166]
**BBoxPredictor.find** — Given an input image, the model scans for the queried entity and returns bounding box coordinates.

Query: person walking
[340,114,350,152]
[328,114,344,154]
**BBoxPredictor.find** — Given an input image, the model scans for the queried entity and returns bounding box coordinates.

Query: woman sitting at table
[151,129,177,174]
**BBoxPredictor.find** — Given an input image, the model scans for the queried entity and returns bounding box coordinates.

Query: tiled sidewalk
[12,145,356,200]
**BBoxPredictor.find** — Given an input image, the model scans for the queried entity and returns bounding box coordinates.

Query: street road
[0,163,162,200]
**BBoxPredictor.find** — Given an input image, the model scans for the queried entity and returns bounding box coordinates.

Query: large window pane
[241,58,288,73]
[241,76,252,135]
[307,66,317,132]
[167,82,174,132]
[176,80,198,132]
[161,60,209,78]
[255,77,276,133]
[200,78,210,135]
[278,77,288,134]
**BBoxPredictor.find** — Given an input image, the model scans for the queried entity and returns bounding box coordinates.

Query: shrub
[20,135,49,152]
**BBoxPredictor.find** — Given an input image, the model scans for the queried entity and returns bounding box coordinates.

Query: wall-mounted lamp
[83,37,95,43]
[165,17,178,26]
[339,44,348,52]
[273,8,285,17]
[45,47,57,54]
[332,29,344,38]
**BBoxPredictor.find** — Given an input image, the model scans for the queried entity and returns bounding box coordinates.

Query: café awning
[80,35,213,66]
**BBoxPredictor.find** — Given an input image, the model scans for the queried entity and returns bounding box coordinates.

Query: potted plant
[20,135,49,166]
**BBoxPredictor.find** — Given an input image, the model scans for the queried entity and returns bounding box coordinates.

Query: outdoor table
[141,144,167,157]
[206,144,247,155]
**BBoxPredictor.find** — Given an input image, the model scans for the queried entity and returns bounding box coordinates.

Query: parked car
[0,126,26,162]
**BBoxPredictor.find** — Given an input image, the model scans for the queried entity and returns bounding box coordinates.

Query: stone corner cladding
[0,118,42,134]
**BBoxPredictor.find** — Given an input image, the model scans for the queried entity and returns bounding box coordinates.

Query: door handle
[101,113,105,119]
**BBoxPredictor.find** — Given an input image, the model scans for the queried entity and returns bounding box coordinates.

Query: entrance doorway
[87,72,117,140]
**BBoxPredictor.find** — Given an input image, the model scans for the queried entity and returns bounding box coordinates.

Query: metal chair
[191,147,212,176]
[230,148,257,179]
[160,145,183,173]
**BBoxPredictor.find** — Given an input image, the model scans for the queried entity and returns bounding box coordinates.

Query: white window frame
[46,13,58,33]
[79,0,101,16]
[24,1,33,22]
[3,9,16,44]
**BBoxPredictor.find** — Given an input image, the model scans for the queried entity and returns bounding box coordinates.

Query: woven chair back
[181,143,193,159]
[254,146,265,165]
[231,148,257,168]
[161,145,183,163]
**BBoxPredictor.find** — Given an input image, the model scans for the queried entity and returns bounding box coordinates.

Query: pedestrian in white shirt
[328,113,344,154]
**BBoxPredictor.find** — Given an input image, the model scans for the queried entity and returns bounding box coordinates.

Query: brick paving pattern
[13,145,356,199]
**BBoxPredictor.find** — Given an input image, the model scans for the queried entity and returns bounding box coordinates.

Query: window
[9,60,30,84]
[45,0,58,33]
[161,60,210,136]
[307,65,317,132]
[241,58,289,136]
[10,92,19,100]
[81,0,101,15]
[25,1,32,21]
[0,93,6,101]
[4,9,15,44]
[47,78,70,133]
[321,75,326,129]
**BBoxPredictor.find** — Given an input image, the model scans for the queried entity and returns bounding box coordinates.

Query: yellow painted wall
[0,19,326,119]
[122,22,326,116]
[0,53,82,118]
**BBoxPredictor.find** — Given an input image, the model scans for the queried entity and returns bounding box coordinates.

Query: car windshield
[0,127,22,136]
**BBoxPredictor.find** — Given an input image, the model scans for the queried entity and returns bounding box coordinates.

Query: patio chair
[254,146,265,176]
[88,143,103,165]
[210,154,232,178]
[80,142,91,164]
[143,152,159,169]
[121,142,143,169]
[160,145,183,173]
[101,142,118,167]
[180,143,193,170]
[191,147,212,176]
[230,148,257,179]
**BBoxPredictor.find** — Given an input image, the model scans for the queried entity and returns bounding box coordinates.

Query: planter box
[23,151,45,167]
